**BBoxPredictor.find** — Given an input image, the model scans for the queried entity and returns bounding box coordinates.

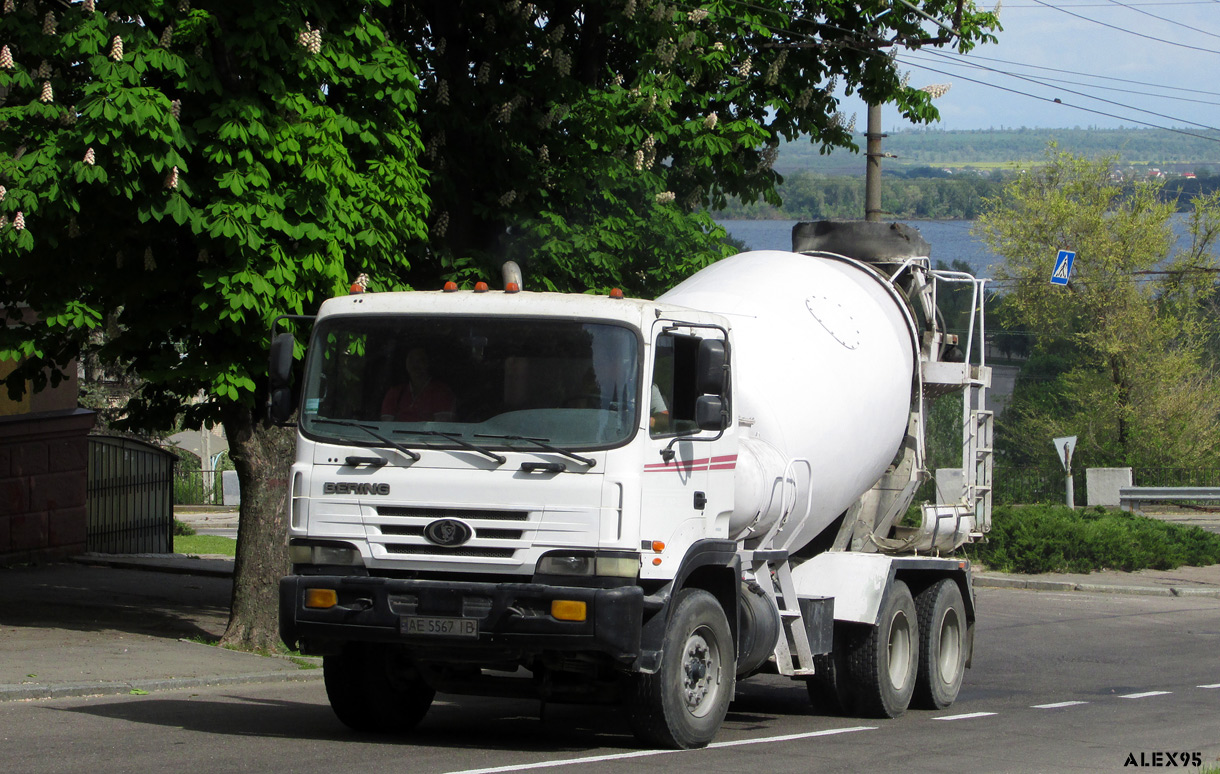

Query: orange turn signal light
[304,589,338,609]
[551,600,587,622]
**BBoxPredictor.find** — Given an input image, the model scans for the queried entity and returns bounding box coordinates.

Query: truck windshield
[300,316,641,449]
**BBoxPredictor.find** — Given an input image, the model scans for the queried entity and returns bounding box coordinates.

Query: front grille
[380,525,523,540]
[376,506,528,521]
[385,545,516,559]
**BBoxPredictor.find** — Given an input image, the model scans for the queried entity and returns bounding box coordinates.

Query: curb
[72,553,234,578]
[973,574,1220,599]
[0,670,323,703]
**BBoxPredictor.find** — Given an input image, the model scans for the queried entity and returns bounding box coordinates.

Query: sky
[845,0,1220,132]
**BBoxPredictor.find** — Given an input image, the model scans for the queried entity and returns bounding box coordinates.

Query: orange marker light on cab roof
[474,282,489,293]
[505,282,521,293]
[349,283,364,295]
[609,288,624,299]
[443,281,458,292]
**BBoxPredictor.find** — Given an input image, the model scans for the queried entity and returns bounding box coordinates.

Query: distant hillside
[778,127,1220,176]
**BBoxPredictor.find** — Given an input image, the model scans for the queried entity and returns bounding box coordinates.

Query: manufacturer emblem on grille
[423,518,473,547]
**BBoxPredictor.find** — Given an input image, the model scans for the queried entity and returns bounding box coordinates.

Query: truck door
[639,324,733,572]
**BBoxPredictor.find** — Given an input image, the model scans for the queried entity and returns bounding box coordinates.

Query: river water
[720,216,1200,280]
[719,219,1001,277]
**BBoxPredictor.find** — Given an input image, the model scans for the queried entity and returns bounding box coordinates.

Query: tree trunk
[218,405,296,652]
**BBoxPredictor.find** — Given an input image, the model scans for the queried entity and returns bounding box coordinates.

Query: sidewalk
[1,553,1217,704]
[0,558,320,702]
[974,563,1220,598]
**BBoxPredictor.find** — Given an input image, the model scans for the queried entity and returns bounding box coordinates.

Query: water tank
[659,250,919,549]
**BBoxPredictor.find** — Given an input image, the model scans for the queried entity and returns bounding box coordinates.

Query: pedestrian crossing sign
[1051,250,1075,286]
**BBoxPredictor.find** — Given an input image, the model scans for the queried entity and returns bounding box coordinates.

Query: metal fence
[1132,467,1220,488]
[994,465,1067,506]
[173,467,225,506]
[86,436,178,553]
[991,465,1220,507]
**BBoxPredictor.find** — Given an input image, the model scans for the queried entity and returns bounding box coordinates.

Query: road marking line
[1119,691,1172,699]
[1198,683,1220,689]
[933,711,998,721]
[1032,701,1089,709]
[441,726,878,774]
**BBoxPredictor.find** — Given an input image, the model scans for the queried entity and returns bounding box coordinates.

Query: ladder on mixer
[963,376,994,538]
[741,458,821,676]
[745,553,819,676]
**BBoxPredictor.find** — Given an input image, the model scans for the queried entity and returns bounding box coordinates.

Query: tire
[805,651,847,715]
[840,580,919,718]
[912,579,967,710]
[805,627,853,715]
[628,588,735,749]
[323,643,435,733]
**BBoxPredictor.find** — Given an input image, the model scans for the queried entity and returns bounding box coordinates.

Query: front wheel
[912,579,967,709]
[627,588,735,749]
[323,643,435,733]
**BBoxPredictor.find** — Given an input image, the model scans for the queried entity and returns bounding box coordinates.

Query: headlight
[536,551,639,579]
[289,543,364,566]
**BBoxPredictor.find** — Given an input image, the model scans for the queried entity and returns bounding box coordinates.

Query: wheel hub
[682,634,718,715]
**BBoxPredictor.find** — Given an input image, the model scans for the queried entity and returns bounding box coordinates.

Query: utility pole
[864,103,884,222]
[863,85,950,223]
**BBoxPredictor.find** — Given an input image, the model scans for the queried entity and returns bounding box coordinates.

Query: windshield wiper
[476,434,596,469]
[309,418,421,462]
[394,430,505,465]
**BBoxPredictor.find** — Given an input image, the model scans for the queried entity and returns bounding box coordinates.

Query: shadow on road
[1,563,230,642]
[45,672,842,753]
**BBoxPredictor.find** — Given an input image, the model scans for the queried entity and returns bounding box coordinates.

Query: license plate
[401,615,479,639]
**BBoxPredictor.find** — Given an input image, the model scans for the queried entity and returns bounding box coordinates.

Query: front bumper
[279,575,644,664]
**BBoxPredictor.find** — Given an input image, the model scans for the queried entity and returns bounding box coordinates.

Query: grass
[182,634,320,669]
[965,504,1220,574]
[173,533,237,557]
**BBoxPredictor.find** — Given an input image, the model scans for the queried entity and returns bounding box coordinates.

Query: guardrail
[1119,486,1220,512]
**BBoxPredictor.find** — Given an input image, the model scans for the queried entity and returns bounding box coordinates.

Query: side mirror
[270,332,295,389]
[696,339,727,395]
[269,387,297,424]
[695,395,726,431]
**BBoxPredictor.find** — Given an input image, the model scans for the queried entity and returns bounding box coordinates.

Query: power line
[928,51,1220,98]
[905,52,1220,109]
[1103,0,1220,40]
[904,50,1220,131]
[1006,1,1220,5]
[1027,0,1220,55]
[897,56,1220,142]
[676,0,1220,136]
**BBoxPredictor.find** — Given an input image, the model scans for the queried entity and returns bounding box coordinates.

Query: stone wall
[0,409,96,565]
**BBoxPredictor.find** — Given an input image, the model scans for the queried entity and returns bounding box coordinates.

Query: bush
[965,504,1220,574]
[173,519,196,537]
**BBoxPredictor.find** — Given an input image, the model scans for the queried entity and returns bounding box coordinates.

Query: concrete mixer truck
[272,220,994,749]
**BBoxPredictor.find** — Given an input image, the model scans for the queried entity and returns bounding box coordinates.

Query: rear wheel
[840,580,918,718]
[628,588,734,749]
[912,579,967,710]
[323,643,435,733]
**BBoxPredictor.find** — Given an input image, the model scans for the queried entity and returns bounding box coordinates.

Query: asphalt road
[4,587,1218,774]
